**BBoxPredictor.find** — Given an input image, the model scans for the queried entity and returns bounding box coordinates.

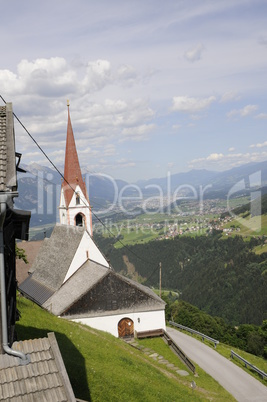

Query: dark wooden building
[0,103,30,350]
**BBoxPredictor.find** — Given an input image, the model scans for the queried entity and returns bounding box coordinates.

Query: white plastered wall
[68,185,92,234]
[59,188,68,225]
[59,184,92,234]
[68,184,89,208]
[71,309,166,338]
[63,231,109,283]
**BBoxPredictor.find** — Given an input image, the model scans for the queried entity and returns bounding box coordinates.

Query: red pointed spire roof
[62,103,89,207]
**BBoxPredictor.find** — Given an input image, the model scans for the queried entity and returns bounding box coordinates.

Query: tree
[15,244,28,264]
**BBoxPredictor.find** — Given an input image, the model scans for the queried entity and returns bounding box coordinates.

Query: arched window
[75,213,84,227]
[76,193,80,205]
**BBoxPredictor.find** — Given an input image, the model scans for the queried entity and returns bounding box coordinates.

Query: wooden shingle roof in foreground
[0,332,76,401]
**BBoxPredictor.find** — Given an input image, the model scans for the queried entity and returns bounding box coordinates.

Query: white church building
[19,104,166,338]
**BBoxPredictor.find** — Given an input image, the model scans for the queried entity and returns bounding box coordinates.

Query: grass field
[253,243,267,254]
[223,213,267,236]
[114,227,160,248]
[16,295,236,401]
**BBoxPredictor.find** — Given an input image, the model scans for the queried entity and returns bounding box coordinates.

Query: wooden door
[118,318,134,338]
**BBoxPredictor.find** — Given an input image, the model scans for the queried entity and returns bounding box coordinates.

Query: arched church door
[75,213,84,227]
[118,318,134,338]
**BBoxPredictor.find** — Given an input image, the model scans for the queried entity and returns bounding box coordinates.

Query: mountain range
[14,160,267,227]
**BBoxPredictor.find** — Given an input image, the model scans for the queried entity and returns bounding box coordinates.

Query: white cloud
[116,64,139,86]
[206,153,224,161]
[7,57,156,170]
[0,57,77,97]
[116,158,136,168]
[84,157,136,174]
[228,147,235,152]
[220,91,241,103]
[240,105,258,116]
[0,57,144,102]
[184,44,205,62]
[227,104,258,118]
[255,113,267,119]
[189,150,267,170]
[249,141,267,148]
[190,114,203,121]
[0,69,22,94]
[86,98,155,129]
[18,57,77,96]
[18,57,67,78]
[171,95,216,113]
[82,59,112,92]
[121,124,156,142]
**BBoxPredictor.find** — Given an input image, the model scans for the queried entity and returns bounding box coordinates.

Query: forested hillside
[95,233,267,326]
[164,298,267,358]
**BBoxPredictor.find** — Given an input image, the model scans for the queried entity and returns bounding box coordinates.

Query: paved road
[167,327,267,402]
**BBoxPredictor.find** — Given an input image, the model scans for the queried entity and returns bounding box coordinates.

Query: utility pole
[159,262,162,298]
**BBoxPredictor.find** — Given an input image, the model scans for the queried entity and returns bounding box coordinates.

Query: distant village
[157,215,237,240]
[94,196,243,241]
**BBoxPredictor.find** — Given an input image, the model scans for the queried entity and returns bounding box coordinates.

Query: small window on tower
[76,193,80,205]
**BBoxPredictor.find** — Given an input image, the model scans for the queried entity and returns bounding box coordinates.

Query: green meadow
[16,295,236,402]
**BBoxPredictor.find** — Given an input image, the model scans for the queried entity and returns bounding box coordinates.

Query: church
[19,103,166,338]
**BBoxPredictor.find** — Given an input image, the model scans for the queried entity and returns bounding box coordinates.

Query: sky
[0,0,267,182]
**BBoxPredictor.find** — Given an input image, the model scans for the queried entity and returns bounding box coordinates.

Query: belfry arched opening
[75,213,84,227]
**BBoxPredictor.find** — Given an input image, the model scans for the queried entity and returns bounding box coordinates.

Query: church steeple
[59,102,93,235]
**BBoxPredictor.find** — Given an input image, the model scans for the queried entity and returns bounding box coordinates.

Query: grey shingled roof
[26,224,85,291]
[0,103,16,191]
[44,259,165,317]
[19,223,165,318]
[116,273,165,305]
[43,259,110,315]
[0,332,76,401]
[19,275,55,306]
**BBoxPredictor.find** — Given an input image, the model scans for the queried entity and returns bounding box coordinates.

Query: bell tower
[59,101,93,235]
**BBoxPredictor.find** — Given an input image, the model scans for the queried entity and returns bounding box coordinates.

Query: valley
[18,162,267,363]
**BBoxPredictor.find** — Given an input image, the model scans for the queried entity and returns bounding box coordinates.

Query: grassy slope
[253,242,267,254]
[16,296,234,402]
[223,214,267,237]
[114,229,159,248]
